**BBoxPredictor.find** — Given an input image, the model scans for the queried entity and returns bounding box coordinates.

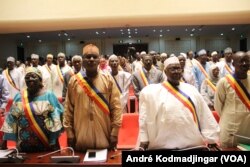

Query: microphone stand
[0,148,25,163]
[37,147,80,163]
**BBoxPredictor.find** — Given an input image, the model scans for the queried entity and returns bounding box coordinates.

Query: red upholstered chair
[212,111,220,123]
[117,113,139,149]
[127,85,138,113]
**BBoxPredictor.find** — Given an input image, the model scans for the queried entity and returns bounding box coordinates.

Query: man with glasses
[138,56,219,150]
[63,44,122,151]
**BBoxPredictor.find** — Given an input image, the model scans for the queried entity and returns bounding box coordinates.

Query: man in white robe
[218,47,235,77]
[138,56,220,150]
[109,54,132,113]
[2,57,23,99]
[41,54,59,96]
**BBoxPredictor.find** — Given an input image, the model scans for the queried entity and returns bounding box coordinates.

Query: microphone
[230,134,250,140]
[37,147,80,163]
[0,148,25,163]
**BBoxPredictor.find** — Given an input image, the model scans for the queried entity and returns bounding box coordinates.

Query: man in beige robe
[215,51,250,148]
[63,44,122,151]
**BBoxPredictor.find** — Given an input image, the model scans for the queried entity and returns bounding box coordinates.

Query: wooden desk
[0,150,122,167]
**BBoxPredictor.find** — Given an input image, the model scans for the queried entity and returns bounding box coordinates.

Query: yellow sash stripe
[4,69,20,91]
[139,70,149,87]
[56,65,64,83]
[196,62,209,78]
[162,82,198,126]
[205,79,216,92]
[22,90,49,147]
[75,73,109,115]
[225,75,250,110]
[224,64,233,74]
[45,64,52,74]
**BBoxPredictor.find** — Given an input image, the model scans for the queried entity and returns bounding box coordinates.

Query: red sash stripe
[21,90,50,148]
[4,70,20,91]
[225,75,250,110]
[75,73,110,115]
[56,65,64,83]
[196,62,209,78]
[162,81,199,127]
[139,70,149,87]
[205,79,216,92]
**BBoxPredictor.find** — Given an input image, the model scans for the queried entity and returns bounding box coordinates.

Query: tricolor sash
[111,74,122,93]
[3,69,20,91]
[224,64,233,74]
[225,74,250,110]
[196,62,209,78]
[205,79,216,92]
[139,69,149,86]
[21,90,50,148]
[75,73,110,115]
[56,65,64,83]
[162,81,200,129]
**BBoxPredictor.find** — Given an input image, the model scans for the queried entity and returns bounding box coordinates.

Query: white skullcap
[149,50,157,55]
[197,49,207,56]
[211,51,218,57]
[169,53,176,58]
[58,52,65,57]
[224,47,232,54]
[160,53,167,57]
[140,51,146,55]
[7,56,15,62]
[164,56,180,69]
[31,54,39,59]
[108,54,118,60]
[180,53,187,59]
[47,54,53,59]
[71,55,82,62]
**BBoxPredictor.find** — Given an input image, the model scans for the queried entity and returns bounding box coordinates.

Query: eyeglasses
[83,54,99,60]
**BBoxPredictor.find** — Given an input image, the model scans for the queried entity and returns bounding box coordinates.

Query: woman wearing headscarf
[1,67,64,152]
[200,64,220,110]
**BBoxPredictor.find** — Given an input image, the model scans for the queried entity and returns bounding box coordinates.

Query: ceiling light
[128,35,131,38]
[190,33,194,36]
[159,30,163,32]
[121,32,124,35]
[38,40,42,43]
[20,43,23,46]
[58,33,61,36]
[185,29,188,31]
[64,33,68,36]
[127,28,130,31]
[192,28,195,32]
[96,32,99,35]
[135,32,138,34]
[27,35,30,38]
[119,40,123,43]
[137,39,141,43]
[128,31,131,34]
[220,33,223,36]
[232,27,235,31]
[68,38,70,41]
[135,28,137,31]
[120,29,123,31]
[153,29,156,32]
[159,34,163,37]
[129,42,132,45]
[240,34,244,38]
[102,31,106,34]
[199,28,202,31]
[167,29,170,32]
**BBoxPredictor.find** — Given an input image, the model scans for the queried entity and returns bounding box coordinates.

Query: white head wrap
[197,49,207,56]
[180,53,187,59]
[71,55,82,62]
[47,54,53,59]
[211,51,218,57]
[7,56,15,62]
[31,54,39,59]
[164,56,180,69]
[160,53,167,57]
[224,47,232,54]
[58,52,65,57]
[108,54,118,61]
[140,51,146,55]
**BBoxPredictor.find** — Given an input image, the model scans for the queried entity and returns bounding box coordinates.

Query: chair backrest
[212,111,220,123]
[117,113,139,149]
